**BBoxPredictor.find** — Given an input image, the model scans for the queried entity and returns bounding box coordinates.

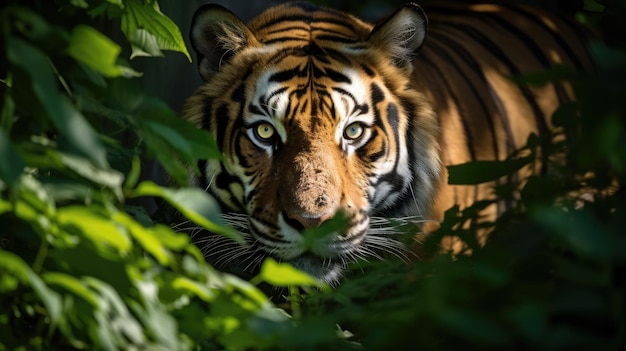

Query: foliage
[1,0,625,350]
[0,1,304,350]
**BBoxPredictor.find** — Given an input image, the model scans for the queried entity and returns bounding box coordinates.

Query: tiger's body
[182,1,592,283]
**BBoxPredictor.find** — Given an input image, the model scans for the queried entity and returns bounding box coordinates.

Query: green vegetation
[1,0,624,350]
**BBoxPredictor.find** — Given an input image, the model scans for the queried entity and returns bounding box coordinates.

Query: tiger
[181,1,593,284]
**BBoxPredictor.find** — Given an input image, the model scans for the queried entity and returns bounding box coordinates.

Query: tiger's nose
[286,211,333,231]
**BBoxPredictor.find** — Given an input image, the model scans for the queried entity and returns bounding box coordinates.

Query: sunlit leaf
[171,276,215,301]
[0,198,11,215]
[59,153,124,199]
[124,156,142,189]
[121,0,191,61]
[67,25,123,77]
[129,181,238,242]
[56,206,132,256]
[150,224,189,250]
[223,274,277,307]
[43,272,99,307]
[253,258,327,288]
[83,277,147,347]
[112,211,172,265]
[17,175,55,221]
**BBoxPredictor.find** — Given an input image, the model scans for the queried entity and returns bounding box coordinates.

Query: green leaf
[7,37,108,168]
[121,0,191,61]
[129,181,238,241]
[447,157,533,185]
[253,258,327,288]
[223,274,277,307]
[83,277,148,347]
[16,175,56,222]
[67,25,123,77]
[0,130,25,189]
[124,156,142,189]
[150,224,190,250]
[301,211,350,251]
[171,276,215,302]
[438,309,509,346]
[583,0,605,12]
[531,207,614,261]
[59,153,124,199]
[0,250,62,325]
[1,85,15,131]
[43,272,99,307]
[0,198,11,215]
[68,0,89,8]
[112,211,172,265]
[56,206,132,256]
[136,102,222,161]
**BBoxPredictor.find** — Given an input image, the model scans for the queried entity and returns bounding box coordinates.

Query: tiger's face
[183,2,441,283]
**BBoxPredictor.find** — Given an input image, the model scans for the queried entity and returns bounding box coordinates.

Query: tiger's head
[183,2,442,283]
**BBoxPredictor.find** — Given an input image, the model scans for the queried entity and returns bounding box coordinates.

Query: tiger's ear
[190,4,259,81]
[368,3,428,73]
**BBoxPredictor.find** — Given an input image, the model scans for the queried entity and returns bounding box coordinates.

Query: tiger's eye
[255,122,275,140]
[344,122,364,140]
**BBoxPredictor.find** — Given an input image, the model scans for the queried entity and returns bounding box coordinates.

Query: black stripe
[215,104,229,149]
[332,87,369,115]
[245,185,257,204]
[427,3,588,103]
[201,97,213,130]
[360,63,375,77]
[444,22,549,136]
[387,103,400,149]
[262,37,308,45]
[360,130,385,162]
[427,37,504,158]
[269,67,302,82]
[215,172,244,210]
[249,216,284,240]
[234,135,251,168]
[320,48,351,64]
[197,159,209,191]
[370,82,384,104]
[480,12,573,104]
[491,3,589,71]
[313,25,360,38]
[314,35,360,44]
[256,14,359,35]
[265,25,309,35]
[418,53,477,161]
[324,67,351,83]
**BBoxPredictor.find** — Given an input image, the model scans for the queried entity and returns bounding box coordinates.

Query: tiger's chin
[288,253,345,285]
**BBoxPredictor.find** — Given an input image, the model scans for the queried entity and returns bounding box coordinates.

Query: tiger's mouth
[189,212,412,285]
[242,211,369,283]
[250,220,365,284]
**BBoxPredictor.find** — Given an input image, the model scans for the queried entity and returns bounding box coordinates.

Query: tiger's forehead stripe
[249,64,371,126]
[247,3,371,47]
